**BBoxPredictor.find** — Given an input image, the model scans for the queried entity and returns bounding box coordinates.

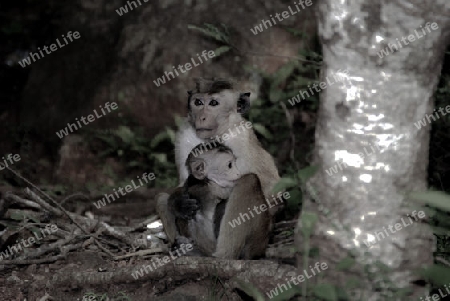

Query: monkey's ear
[190,159,206,180]
[237,92,251,114]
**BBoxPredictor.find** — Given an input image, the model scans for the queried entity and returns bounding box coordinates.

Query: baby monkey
[157,143,241,256]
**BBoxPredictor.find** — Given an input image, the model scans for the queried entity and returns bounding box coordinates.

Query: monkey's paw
[174,194,200,220]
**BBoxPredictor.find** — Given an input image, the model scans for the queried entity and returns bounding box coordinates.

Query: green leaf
[298,165,319,183]
[285,188,302,209]
[235,279,265,301]
[337,257,355,271]
[313,283,338,301]
[301,211,318,237]
[29,226,43,238]
[269,88,284,103]
[114,126,135,145]
[253,123,273,140]
[96,135,117,147]
[214,46,231,57]
[420,264,450,286]
[188,23,229,43]
[270,285,302,301]
[130,144,150,154]
[409,191,450,212]
[165,127,176,144]
[127,161,142,167]
[271,62,297,88]
[345,276,361,289]
[151,153,167,164]
[10,212,26,221]
[272,177,298,193]
[285,27,306,37]
[150,130,171,148]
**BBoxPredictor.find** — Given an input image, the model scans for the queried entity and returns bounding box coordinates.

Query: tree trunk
[297,1,450,300]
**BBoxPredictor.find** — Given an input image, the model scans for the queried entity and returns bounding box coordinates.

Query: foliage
[207,269,228,300]
[188,23,232,58]
[84,125,177,188]
[429,69,450,193]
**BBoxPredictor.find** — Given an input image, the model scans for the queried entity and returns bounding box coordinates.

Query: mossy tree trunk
[296,1,450,300]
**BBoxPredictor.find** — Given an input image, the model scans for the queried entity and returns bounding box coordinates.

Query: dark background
[0,0,449,217]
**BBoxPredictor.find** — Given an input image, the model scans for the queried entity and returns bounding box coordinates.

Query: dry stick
[59,192,90,206]
[436,256,450,267]
[0,243,83,266]
[113,247,164,260]
[5,192,42,209]
[0,254,66,265]
[129,215,160,232]
[6,167,118,258]
[17,233,82,260]
[25,188,63,216]
[94,239,117,258]
[49,256,298,291]
[280,101,300,171]
[37,292,54,301]
[6,166,81,227]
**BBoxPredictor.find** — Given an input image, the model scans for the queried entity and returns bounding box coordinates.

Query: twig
[25,189,63,216]
[280,101,300,170]
[60,192,90,206]
[5,192,42,209]
[436,256,450,267]
[113,247,164,260]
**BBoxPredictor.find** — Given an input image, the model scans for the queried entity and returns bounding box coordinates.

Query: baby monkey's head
[186,143,241,188]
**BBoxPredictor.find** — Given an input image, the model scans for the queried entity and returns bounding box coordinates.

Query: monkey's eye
[228,162,232,169]
[209,99,219,106]
[194,98,203,106]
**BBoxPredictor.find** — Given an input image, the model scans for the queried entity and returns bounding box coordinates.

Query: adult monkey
[175,78,282,215]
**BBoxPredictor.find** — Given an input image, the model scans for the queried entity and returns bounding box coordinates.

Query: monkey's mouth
[196,128,216,139]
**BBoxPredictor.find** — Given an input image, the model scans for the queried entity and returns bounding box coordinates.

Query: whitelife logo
[414,105,450,130]
[55,102,118,139]
[0,224,58,260]
[131,244,193,279]
[93,172,156,209]
[153,50,216,87]
[228,192,290,228]
[287,69,349,106]
[266,261,328,298]
[250,0,313,35]
[18,31,81,68]
[377,22,439,59]
[0,154,21,171]
[189,121,253,158]
[115,0,149,16]
[363,210,426,247]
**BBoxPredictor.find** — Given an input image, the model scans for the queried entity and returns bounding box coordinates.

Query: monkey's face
[188,90,237,139]
[207,152,241,188]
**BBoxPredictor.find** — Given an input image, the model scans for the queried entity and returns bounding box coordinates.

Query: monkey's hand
[173,192,200,220]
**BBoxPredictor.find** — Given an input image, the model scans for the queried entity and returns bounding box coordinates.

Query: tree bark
[297,1,450,300]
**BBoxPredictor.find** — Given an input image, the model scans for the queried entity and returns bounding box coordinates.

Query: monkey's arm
[213,174,270,259]
[175,120,205,186]
[168,187,200,220]
[224,131,281,204]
